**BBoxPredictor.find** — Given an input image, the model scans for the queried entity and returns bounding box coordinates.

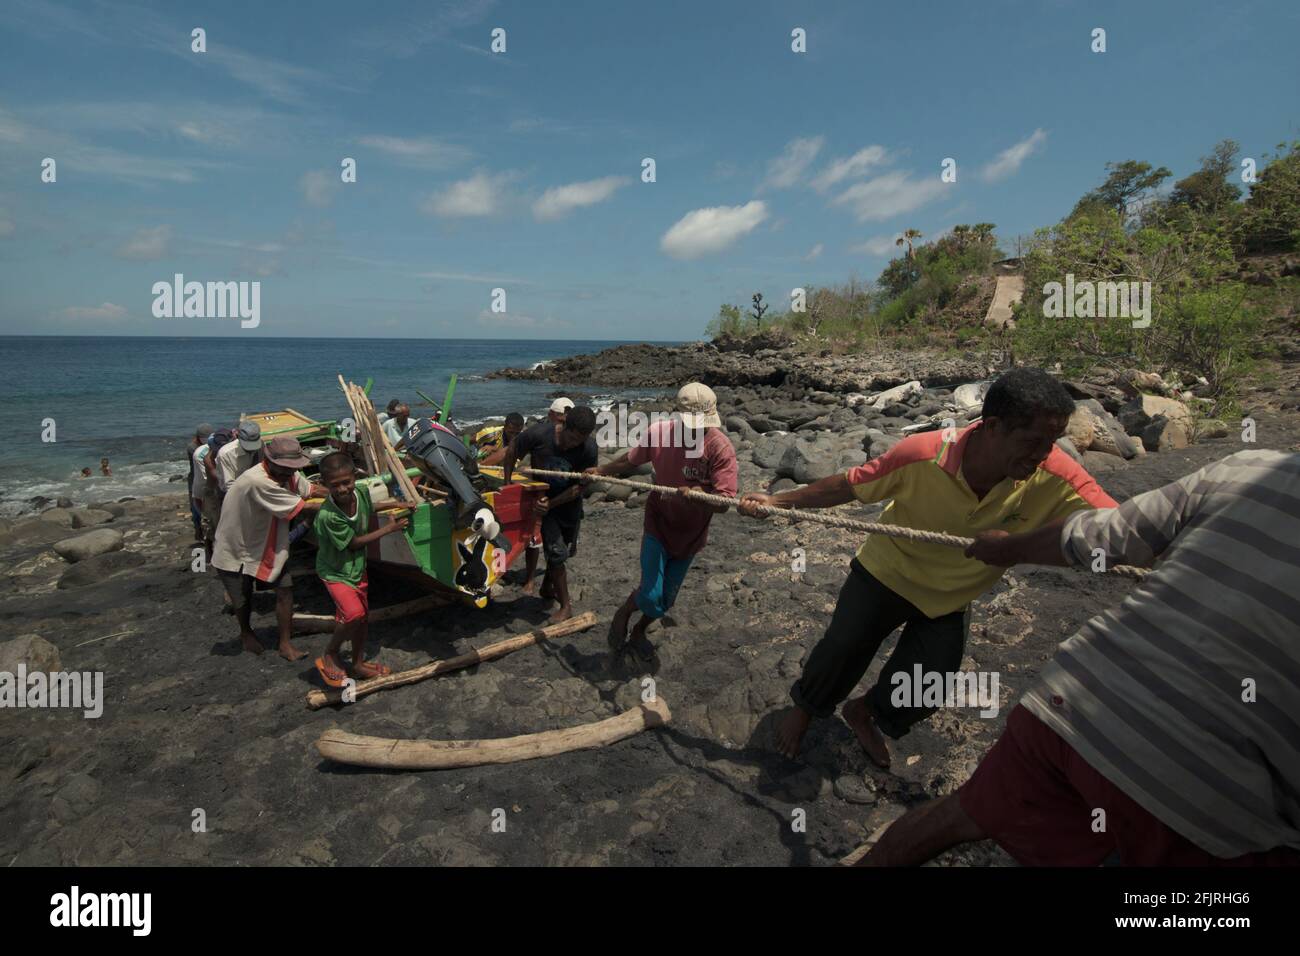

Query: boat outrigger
[240,376,547,608]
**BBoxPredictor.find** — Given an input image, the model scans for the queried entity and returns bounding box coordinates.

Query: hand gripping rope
[517,467,1149,580]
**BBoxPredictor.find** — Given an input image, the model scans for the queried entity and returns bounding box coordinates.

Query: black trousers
[790,559,970,739]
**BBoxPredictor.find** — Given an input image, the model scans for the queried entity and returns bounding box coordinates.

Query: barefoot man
[590,384,738,666]
[857,450,1300,866]
[738,368,1116,765]
[212,437,326,660]
[503,405,598,623]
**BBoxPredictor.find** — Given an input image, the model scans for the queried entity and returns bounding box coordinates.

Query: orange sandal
[352,660,392,679]
[314,656,348,688]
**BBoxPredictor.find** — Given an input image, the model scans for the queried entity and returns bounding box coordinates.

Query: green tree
[1071,160,1172,220]
[705,303,744,338]
[1169,140,1241,214]
[1238,141,1300,253]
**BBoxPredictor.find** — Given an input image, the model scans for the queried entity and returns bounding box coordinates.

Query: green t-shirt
[314,484,373,585]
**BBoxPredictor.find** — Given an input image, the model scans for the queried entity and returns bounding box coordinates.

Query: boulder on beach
[868,381,922,409]
[752,432,796,470]
[1055,436,1083,464]
[952,382,988,414]
[70,509,115,529]
[1073,400,1139,459]
[777,438,838,484]
[0,634,62,674]
[1081,450,1129,476]
[1118,394,1193,451]
[37,508,76,528]
[53,528,125,563]
[58,550,147,589]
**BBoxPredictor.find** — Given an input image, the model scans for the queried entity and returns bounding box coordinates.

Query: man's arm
[501,439,520,483]
[967,465,1208,570]
[965,518,1071,567]
[348,516,408,549]
[547,484,585,508]
[737,473,856,516]
[591,451,636,478]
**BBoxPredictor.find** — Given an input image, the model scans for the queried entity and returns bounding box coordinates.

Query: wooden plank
[304,610,597,708]
[315,697,670,769]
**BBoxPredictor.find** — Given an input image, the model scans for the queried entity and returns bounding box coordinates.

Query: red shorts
[958,705,1300,867]
[324,575,368,625]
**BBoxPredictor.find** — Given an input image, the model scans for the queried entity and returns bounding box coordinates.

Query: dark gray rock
[53,528,125,563]
[58,550,147,588]
[70,509,114,529]
[777,438,838,484]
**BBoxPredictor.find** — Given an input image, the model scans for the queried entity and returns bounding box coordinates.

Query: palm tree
[895,228,923,259]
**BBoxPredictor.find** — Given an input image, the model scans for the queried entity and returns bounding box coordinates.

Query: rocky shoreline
[489,336,998,392]
[2,342,1298,866]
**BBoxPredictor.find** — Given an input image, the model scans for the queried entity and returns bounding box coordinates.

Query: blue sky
[0,0,1296,340]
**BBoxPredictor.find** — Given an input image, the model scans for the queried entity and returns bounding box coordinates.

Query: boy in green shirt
[313,452,409,687]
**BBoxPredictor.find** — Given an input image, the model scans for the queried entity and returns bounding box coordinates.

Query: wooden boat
[243,393,547,609]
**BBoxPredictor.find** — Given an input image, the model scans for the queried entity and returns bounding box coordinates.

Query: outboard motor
[403,417,510,550]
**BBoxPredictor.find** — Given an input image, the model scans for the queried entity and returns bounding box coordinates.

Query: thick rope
[517,466,1149,580]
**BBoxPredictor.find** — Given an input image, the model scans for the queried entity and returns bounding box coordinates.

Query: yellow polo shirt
[847,422,1116,617]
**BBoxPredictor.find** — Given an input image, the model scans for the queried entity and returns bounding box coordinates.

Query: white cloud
[59,144,221,184]
[359,134,473,169]
[804,243,824,261]
[980,129,1047,183]
[58,302,128,321]
[0,110,29,144]
[762,137,824,190]
[421,170,516,218]
[660,201,768,259]
[300,169,336,207]
[115,224,171,260]
[532,175,628,221]
[810,145,889,192]
[850,234,903,256]
[832,171,946,222]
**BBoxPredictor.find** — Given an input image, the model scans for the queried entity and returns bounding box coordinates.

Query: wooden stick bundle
[304,610,598,708]
[315,696,671,770]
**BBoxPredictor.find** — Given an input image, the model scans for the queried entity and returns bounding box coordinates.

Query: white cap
[549,397,575,414]
[676,382,722,429]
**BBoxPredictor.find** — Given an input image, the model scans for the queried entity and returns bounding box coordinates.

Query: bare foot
[774,706,811,759]
[521,579,537,596]
[843,696,891,769]
[548,605,573,625]
[239,631,264,655]
[278,640,307,662]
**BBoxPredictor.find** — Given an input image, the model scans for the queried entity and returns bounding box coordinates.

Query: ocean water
[0,336,662,516]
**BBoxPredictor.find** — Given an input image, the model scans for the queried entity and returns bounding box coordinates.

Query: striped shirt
[1023,450,1300,857]
[847,421,1115,617]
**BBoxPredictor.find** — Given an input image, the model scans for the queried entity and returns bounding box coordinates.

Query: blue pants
[635,534,694,620]
[190,499,203,537]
